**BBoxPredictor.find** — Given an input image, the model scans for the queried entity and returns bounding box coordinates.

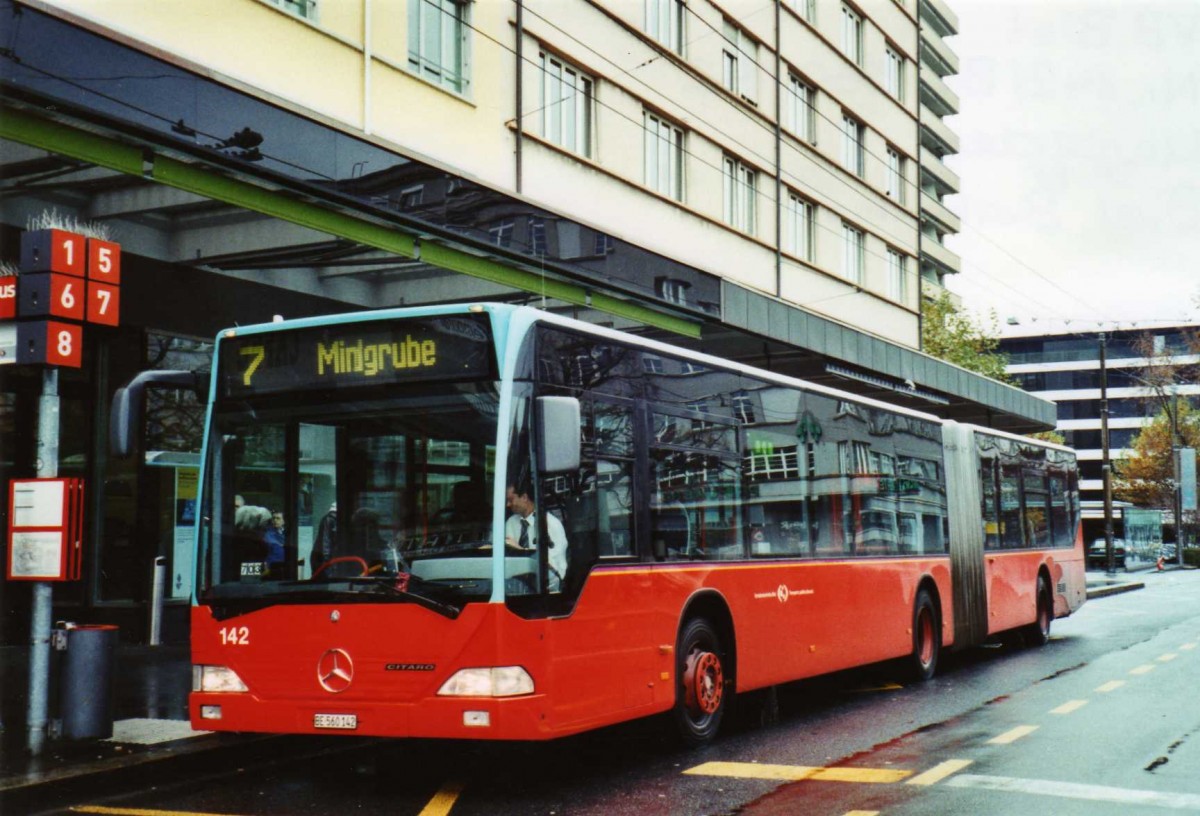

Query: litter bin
[57,623,119,739]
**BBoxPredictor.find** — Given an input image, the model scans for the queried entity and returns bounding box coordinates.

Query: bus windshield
[198,384,499,616]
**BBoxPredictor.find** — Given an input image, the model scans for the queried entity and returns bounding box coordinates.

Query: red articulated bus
[163,303,1084,744]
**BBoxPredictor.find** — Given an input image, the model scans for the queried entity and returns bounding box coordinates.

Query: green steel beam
[2,106,700,338]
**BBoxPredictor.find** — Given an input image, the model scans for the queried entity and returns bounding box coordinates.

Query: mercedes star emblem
[317,648,354,693]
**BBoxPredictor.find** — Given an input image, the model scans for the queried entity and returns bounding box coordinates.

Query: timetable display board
[218,313,494,399]
[7,478,85,581]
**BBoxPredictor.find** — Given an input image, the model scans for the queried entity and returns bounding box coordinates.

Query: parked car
[1087,537,1126,569]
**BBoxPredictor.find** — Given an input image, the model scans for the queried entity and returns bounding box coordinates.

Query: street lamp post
[1100,333,1116,575]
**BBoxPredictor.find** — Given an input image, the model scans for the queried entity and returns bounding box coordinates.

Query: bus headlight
[437,667,534,697]
[193,665,249,693]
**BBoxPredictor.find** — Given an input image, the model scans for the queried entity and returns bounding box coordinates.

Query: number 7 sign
[87,281,120,326]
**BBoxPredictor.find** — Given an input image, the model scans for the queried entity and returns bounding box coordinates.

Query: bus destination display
[219,314,492,398]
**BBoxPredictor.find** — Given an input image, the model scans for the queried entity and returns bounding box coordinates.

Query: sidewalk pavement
[0,568,1166,800]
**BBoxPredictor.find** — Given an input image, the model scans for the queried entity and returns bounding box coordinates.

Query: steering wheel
[311,556,369,580]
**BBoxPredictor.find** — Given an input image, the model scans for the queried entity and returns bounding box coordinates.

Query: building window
[643,355,665,374]
[842,222,864,284]
[657,277,691,305]
[540,52,592,157]
[490,220,514,248]
[722,156,756,234]
[784,73,815,143]
[841,5,863,66]
[887,247,907,302]
[594,232,614,255]
[398,185,424,209]
[645,112,684,201]
[530,219,547,255]
[842,112,864,177]
[886,146,905,203]
[721,19,758,104]
[783,192,813,261]
[408,0,469,94]
[732,390,757,423]
[885,46,904,101]
[263,0,316,20]
[646,0,684,54]
[786,0,816,22]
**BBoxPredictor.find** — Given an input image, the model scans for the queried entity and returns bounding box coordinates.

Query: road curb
[1086,581,1145,600]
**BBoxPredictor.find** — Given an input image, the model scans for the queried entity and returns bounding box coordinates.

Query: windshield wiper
[346,576,462,619]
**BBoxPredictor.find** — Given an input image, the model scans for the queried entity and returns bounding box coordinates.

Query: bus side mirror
[110,370,210,458]
[536,396,580,474]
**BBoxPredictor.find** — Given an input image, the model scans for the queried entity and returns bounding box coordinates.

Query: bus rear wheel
[907,588,940,682]
[1023,576,1052,647]
[674,617,728,746]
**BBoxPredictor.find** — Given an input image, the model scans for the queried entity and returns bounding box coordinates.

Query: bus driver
[504,485,568,592]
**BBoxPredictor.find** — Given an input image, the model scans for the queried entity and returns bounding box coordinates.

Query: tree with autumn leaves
[1112,329,1200,513]
[1113,400,1200,508]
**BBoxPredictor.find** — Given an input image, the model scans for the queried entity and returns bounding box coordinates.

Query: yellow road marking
[1180,643,1197,651]
[844,812,881,816]
[684,761,910,784]
[1051,699,1089,715]
[905,758,973,786]
[418,780,464,816]
[1157,653,1178,662]
[1095,680,1125,693]
[72,808,239,816]
[1130,664,1157,675]
[989,725,1039,745]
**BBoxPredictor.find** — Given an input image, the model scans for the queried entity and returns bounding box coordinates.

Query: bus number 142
[220,626,250,646]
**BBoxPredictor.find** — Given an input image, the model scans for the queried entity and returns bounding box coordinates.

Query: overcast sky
[945,0,1200,333]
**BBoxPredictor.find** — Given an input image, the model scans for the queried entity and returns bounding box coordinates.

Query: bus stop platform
[0,569,1165,803]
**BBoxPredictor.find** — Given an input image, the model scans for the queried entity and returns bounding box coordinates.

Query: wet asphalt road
[42,569,1200,816]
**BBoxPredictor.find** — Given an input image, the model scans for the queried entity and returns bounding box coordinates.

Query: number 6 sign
[16,273,85,321]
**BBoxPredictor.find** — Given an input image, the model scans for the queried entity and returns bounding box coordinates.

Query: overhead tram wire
[453,3,925,298]
[478,1,1090,321]
[426,1,1098,324]
[527,2,1105,322]
[508,3,932,301]
[520,0,928,253]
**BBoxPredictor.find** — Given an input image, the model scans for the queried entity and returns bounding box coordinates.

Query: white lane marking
[988,725,1039,745]
[1095,680,1125,693]
[1158,653,1179,662]
[1130,664,1157,675]
[946,774,1200,810]
[1050,699,1088,715]
[1180,643,1196,651]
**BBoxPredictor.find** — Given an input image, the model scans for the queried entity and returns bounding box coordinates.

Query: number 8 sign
[16,320,83,368]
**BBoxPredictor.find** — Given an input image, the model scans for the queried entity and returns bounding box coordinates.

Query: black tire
[673,617,729,746]
[1023,575,1052,648]
[907,588,940,682]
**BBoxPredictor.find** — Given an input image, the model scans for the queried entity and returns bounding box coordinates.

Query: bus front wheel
[1023,576,1052,647]
[674,617,728,746]
[907,588,940,682]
